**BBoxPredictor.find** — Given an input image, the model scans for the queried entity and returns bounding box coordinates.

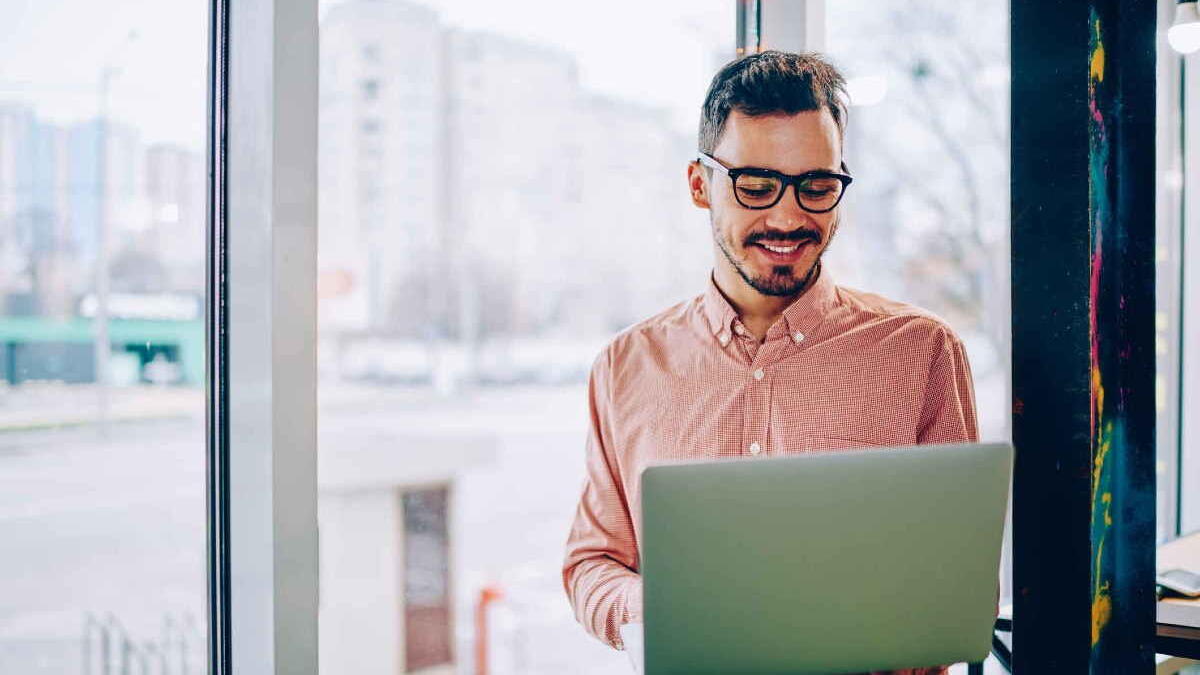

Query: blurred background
[2,0,1186,673]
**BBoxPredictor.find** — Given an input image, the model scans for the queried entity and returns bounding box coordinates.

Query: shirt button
[749,442,762,455]
[734,324,746,336]
[753,368,765,381]
[719,332,730,346]
[792,331,806,343]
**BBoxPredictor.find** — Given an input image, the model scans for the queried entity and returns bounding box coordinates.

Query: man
[562,51,978,675]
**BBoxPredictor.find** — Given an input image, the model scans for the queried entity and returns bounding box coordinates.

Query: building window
[362,78,379,102]
[403,487,452,671]
[360,142,383,159]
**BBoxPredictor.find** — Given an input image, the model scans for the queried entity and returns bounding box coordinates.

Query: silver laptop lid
[641,442,1012,674]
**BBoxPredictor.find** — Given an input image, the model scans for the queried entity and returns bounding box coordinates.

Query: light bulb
[1168,1,1200,55]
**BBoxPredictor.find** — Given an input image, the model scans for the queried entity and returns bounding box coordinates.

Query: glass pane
[1154,0,1199,543]
[317,1,729,672]
[825,0,1012,591]
[0,1,208,673]
[826,1,1011,441]
[1176,16,1200,537]
[1157,0,1185,543]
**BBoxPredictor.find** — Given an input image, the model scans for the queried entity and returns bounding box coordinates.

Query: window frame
[206,0,231,670]
[206,0,320,673]
[1180,52,1200,536]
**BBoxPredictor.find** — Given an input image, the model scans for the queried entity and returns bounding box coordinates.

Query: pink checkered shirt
[562,266,979,674]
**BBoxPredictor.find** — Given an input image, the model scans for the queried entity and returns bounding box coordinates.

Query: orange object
[474,585,504,675]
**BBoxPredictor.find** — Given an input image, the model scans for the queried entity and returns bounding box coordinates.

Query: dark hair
[698,50,848,154]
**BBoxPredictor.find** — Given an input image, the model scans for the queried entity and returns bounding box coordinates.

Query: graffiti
[1088,8,1114,649]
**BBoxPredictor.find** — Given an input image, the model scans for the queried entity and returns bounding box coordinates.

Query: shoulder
[833,284,965,349]
[591,295,701,369]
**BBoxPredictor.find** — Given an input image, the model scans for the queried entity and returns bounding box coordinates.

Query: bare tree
[843,1,1010,368]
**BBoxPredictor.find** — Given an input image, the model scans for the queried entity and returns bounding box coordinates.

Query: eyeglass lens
[733,173,844,211]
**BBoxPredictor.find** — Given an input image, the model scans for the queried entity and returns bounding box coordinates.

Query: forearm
[563,557,643,649]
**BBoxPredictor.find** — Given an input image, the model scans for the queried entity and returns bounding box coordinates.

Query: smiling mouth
[760,242,800,254]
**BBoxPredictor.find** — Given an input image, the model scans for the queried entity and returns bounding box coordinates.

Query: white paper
[620,622,644,674]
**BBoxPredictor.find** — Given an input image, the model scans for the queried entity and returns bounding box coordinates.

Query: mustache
[745,229,822,246]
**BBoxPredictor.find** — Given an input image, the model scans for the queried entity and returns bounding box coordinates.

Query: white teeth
[762,243,799,254]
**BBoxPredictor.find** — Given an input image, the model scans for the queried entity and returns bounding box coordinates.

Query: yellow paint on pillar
[1092,584,1112,646]
[1090,20,1106,83]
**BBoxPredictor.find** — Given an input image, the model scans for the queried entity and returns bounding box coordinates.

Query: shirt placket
[742,333,785,457]
[730,321,756,362]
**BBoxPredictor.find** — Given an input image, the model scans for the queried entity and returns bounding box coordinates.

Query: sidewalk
[0,384,203,431]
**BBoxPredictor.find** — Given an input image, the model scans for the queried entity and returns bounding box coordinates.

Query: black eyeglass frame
[696,152,854,213]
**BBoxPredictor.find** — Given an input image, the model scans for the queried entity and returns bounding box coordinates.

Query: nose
[762,184,814,231]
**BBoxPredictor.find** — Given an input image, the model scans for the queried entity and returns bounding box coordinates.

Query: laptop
[640,442,1012,675]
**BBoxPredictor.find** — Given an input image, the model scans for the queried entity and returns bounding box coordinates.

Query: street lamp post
[94,65,113,434]
[93,30,136,433]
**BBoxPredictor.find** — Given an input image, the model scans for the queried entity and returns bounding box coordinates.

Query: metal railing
[81,611,201,675]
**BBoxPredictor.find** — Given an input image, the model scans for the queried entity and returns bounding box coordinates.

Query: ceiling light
[1168,0,1200,55]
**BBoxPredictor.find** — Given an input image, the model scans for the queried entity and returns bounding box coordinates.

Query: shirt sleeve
[918,327,1003,672]
[911,331,988,675]
[915,327,980,445]
[562,347,643,650]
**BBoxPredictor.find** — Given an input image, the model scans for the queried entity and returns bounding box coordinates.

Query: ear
[687,161,711,209]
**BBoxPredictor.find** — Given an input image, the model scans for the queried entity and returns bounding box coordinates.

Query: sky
[0,0,209,149]
[0,0,733,151]
[366,0,734,130]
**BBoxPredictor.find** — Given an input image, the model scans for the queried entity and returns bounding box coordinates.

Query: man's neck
[712,262,821,342]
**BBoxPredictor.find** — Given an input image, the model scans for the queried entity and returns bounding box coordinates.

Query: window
[0,1,207,671]
[1158,0,1200,540]
[825,0,1012,609]
[1182,56,1200,536]
[362,78,380,102]
[317,0,729,672]
[826,0,1010,444]
[8,2,1182,673]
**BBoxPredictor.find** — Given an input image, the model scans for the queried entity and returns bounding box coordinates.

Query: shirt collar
[702,262,838,342]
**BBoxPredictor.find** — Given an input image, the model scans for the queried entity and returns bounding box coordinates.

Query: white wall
[319,488,404,675]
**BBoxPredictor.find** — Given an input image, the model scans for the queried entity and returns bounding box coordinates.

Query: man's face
[688,109,843,297]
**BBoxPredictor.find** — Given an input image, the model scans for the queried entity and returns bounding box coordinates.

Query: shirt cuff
[625,577,644,623]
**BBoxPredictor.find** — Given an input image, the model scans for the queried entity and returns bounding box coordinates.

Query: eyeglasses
[696,152,853,213]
